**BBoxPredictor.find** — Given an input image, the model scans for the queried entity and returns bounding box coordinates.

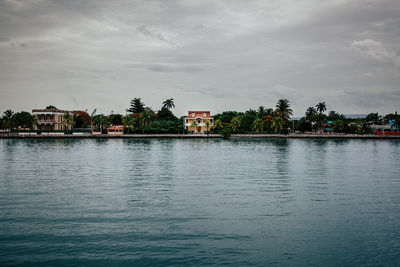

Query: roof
[32,109,69,113]
[186,111,213,118]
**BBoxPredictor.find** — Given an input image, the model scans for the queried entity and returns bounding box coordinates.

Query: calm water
[0,138,399,266]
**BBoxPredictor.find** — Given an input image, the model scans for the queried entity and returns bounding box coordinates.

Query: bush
[220,128,231,139]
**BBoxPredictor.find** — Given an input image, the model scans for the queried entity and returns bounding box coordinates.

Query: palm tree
[46,105,57,110]
[257,106,266,118]
[316,102,327,114]
[252,118,264,134]
[213,119,224,131]
[162,98,175,110]
[92,115,110,133]
[190,120,198,133]
[3,110,14,129]
[333,120,345,133]
[62,112,75,130]
[204,119,211,135]
[315,102,327,133]
[230,116,241,132]
[139,108,153,134]
[275,99,293,120]
[271,116,285,133]
[265,108,274,116]
[305,107,317,120]
[122,115,136,134]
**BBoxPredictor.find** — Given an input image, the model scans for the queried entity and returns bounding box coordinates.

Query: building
[107,125,124,135]
[184,111,214,133]
[32,108,70,131]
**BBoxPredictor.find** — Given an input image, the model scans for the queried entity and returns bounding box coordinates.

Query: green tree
[157,107,178,121]
[162,98,175,110]
[3,110,14,129]
[213,119,224,131]
[62,112,75,130]
[252,118,264,133]
[127,98,145,113]
[109,114,123,125]
[12,112,37,130]
[366,113,381,124]
[92,115,110,133]
[265,108,274,116]
[122,115,136,134]
[316,102,327,114]
[333,120,345,133]
[305,107,317,120]
[46,105,57,110]
[257,106,266,118]
[139,108,154,133]
[271,116,285,133]
[190,120,198,133]
[275,99,293,120]
[204,119,211,135]
[230,116,241,132]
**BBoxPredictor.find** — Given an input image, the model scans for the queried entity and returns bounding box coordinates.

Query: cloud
[350,39,396,62]
[128,62,213,73]
[136,25,169,43]
[0,0,400,116]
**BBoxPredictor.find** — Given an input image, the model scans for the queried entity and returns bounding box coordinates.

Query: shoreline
[0,133,399,139]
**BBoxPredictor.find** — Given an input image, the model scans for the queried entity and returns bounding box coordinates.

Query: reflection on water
[0,138,399,266]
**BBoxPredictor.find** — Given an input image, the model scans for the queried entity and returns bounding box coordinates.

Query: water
[0,138,399,266]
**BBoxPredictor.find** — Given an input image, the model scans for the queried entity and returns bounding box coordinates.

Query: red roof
[186,111,212,118]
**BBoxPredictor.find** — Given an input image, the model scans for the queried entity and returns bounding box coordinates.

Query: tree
[213,119,224,131]
[275,99,293,120]
[92,115,110,133]
[3,110,14,129]
[316,102,327,114]
[157,107,178,121]
[62,112,75,130]
[366,113,381,124]
[139,108,154,133]
[271,116,285,133]
[46,105,57,110]
[204,120,211,135]
[252,118,264,133]
[257,106,266,118]
[127,98,145,113]
[122,115,136,134]
[355,119,370,134]
[333,120,345,133]
[110,114,123,125]
[12,112,37,130]
[305,107,317,120]
[190,120,198,133]
[230,116,241,132]
[162,98,175,110]
[265,108,274,116]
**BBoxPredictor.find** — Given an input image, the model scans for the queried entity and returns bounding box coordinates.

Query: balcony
[37,120,55,124]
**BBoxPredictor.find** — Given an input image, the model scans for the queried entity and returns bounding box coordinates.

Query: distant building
[107,125,124,135]
[32,108,89,131]
[184,111,214,133]
[32,108,70,131]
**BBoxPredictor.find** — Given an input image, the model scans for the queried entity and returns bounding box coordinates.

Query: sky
[0,0,399,117]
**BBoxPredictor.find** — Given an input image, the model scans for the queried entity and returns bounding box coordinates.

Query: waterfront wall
[1,133,400,139]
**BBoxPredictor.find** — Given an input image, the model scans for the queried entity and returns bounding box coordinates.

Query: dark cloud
[0,0,399,115]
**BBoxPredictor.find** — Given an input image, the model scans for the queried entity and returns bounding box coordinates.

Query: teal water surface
[0,138,399,266]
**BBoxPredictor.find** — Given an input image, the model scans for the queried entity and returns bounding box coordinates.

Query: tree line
[1,99,399,135]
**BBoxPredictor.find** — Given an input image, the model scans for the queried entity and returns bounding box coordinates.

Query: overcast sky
[0,0,399,117]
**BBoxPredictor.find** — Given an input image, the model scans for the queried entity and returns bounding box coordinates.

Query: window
[203,113,207,117]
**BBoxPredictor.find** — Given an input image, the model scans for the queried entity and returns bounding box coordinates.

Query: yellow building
[32,108,71,131]
[184,111,214,133]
